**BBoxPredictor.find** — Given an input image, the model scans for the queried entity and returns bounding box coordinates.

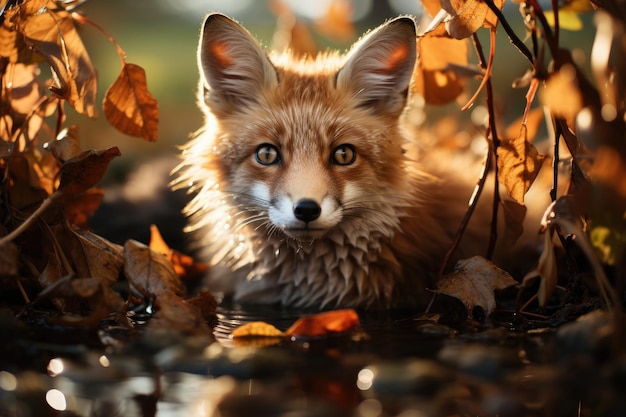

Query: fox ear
[337,17,417,115]
[198,13,278,113]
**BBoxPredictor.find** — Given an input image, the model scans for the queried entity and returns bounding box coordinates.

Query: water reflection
[0,307,624,416]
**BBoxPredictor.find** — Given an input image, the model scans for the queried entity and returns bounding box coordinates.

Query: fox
[175,13,539,309]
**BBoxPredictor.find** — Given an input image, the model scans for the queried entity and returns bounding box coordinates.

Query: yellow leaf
[497,124,546,204]
[231,321,284,338]
[544,10,584,31]
[104,63,159,141]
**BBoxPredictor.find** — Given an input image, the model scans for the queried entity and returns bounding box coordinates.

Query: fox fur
[175,13,538,309]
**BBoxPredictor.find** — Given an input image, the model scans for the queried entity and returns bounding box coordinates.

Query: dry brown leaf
[44,126,82,163]
[148,290,210,335]
[484,0,506,28]
[123,239,186,298]
[70,227,124,285]
[58,147,121,196]
[414,34,468,105]
[104,63,159,141]
[501,199,527,247]
[284,309,360,337]
[18,3,97,117]
[441,0,488,39]
[435,256,518,316]
[63,188,104,228]
[497,124,546,204]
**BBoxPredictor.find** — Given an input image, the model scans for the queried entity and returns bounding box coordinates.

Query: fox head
[184,13,418,250]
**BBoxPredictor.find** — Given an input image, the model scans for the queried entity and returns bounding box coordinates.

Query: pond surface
[0,303,623,417]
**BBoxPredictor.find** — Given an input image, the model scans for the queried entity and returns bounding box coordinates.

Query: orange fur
[175,13,539,309]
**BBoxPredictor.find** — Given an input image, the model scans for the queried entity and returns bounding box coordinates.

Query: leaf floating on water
[104,63,159,141]
[284,309,360,337]
[232,321,284,338]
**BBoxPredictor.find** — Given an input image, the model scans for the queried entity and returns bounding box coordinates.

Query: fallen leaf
[69,227,124,285]
[284,309,360,337]
[231,321,284,338]
[148,290,210,335]
[497,124,546,204]
[58,147,121,196]
[104,63,159,141]
[123,239,186,298]
[435,256,518,316]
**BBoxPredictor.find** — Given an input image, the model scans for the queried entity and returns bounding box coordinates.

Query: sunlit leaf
[104,63,159,141]
[441,0,489,39]
[232,321,284,338]
[544,10,585,30]
[149,224,210,280]
[541,64,583,127]
[497,124,546,204]
[414,34,469,105]
[18,3,98,117]
[435,256,518,316]
[284,309,360,337]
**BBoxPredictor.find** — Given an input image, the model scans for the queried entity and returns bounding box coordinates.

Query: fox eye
[255,144,281,165]
[331,144,356,165]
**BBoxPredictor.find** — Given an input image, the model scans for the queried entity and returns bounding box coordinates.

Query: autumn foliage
[0,0,625,343]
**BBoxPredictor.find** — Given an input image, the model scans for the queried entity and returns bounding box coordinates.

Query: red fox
[175,13,538,309]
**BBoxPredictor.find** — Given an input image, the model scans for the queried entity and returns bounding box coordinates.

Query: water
[0,304,623,417]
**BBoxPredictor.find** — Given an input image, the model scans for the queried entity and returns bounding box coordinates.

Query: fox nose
[293,199,321,223]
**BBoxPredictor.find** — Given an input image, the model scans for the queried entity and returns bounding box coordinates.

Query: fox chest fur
[176,13,484,309]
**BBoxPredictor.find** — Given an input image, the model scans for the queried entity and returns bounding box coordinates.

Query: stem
[71,12,127,66]
[483,0,534,65]
[0,191,62,246]
[472,33,502,260]
[462,27,497,111]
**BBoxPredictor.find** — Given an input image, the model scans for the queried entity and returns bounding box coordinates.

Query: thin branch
[0,191,62,246]
[71,12,127,66]
[483,0,534,65]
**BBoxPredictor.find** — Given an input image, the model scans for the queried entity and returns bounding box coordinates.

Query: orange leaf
[18,2,97,117]
[104,63,159,141]
[497,124,546,204]
[149,224,210,279]
[284,309,359,337]
[441,0,489,39]
[414,34,468,105]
